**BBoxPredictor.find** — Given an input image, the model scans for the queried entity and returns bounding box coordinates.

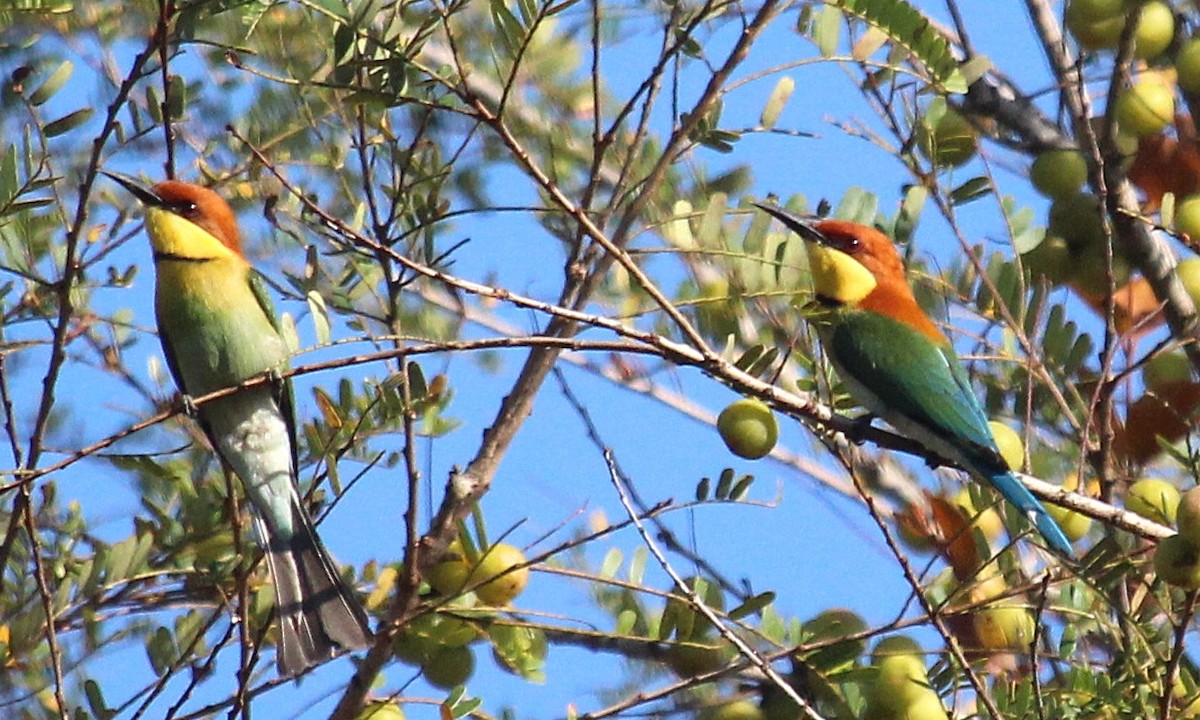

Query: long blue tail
[985,468,1074,557]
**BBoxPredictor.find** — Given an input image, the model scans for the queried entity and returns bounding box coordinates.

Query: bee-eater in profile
[754,203,1073,557]
[105,173,373,675]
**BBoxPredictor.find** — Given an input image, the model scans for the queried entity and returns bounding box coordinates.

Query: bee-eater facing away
[754,203,1073,557]
[105,173,373,675]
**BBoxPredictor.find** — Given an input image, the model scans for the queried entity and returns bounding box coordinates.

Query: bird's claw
[267,366,285,386]
[266,366,290,407]
[180,394,199,418]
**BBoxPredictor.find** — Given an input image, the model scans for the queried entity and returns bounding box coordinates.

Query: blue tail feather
[985,468,1074,557]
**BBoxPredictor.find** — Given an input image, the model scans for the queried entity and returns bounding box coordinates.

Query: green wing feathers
[826,310,1075,556]
[828,310,1003,466]
[248,269,300,474]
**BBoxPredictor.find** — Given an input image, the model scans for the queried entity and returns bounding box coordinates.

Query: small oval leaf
[43,107,93,137]
[29,60,73,106]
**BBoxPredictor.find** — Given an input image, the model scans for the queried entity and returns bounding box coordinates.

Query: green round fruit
[1176,487,1200,539]
[433,613,482,648]
[1127,478,1182,527]
[717,398,779,460]
[916,108,978,168]
[354,702,405,720]
[804,609,868,671]
[470,543,530,605]
[427,545,471,597]
[1046,501,1093,542]
[1154,534,1200,589]
[973,601,1036,651]
[869,636,929,713]
[965,566,1009,604]
[988,421,1024,471]
[1178,39,1200,96]
[665,639,734,677]
[1021,234,1076,286]
[1031,149,1088,200]
[900,690,950,720]
[1115,81,1176,138]
[1048,192,1106,251]
[1179,691,1200,720]
[1066,0,1128,49]
[698,700,766,720]
[953,489,1004,542]
[1133,1,1175,59]
[1065,0,1172,57]
[1074,245,1133,292]
[1178,258,1200,304]
[392,629,433,666]
[1144,351,1193,391]
[871,635,923,662]
[1177,195,1200,240]
[422,644,475,689]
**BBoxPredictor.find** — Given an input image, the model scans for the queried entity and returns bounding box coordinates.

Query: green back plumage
[248,268,300,475]
[826,309,1005,469]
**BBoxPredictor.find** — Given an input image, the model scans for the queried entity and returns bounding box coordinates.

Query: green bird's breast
[154,256,288,397]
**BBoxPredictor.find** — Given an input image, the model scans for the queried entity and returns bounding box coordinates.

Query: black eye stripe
[828,232,861,250]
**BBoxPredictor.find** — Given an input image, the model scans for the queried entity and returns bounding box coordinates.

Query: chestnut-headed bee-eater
[106,173,373,675]
[755,203,1073,557]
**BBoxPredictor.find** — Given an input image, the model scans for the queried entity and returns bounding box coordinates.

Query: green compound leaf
[832,0,966,93]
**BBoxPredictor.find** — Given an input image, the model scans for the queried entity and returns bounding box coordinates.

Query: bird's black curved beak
[102,171,165,208]
[752,202,827,245]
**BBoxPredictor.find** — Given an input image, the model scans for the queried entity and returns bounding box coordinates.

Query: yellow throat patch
[145,207,239,261]
[805,243,877,304]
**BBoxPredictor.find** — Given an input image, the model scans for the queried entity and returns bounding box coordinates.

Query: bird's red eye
[824,230,862,253]
[171,200,199,218]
